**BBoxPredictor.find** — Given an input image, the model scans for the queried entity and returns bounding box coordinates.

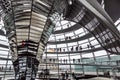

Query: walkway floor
[81,77,114,80]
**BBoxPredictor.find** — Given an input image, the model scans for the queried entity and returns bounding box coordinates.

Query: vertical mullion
[54,34,60,80]
[27,0,33,53]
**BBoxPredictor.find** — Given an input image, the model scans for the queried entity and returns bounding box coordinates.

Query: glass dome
[0,0,120,80]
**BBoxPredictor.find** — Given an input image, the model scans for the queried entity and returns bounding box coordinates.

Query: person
[65,71,68,80]
[9,66,11,71]
[61,73,65,80]
[73,59,75,63]
[104,71,110,77]
[63,49,65,52]
[72,72,75,79]
[106,71,110,78]
[76,46,78,51]
[60,48,61,52]
[87,44,90,48]
[65,37,69,40]
[39,72,43,78]
[57,48,59,52]
[79,46,82,50]
[1,66,3,70]
[69,36,71,39]
[63,59,65,63]
[71,47,73,51]
[20,71,25,80]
